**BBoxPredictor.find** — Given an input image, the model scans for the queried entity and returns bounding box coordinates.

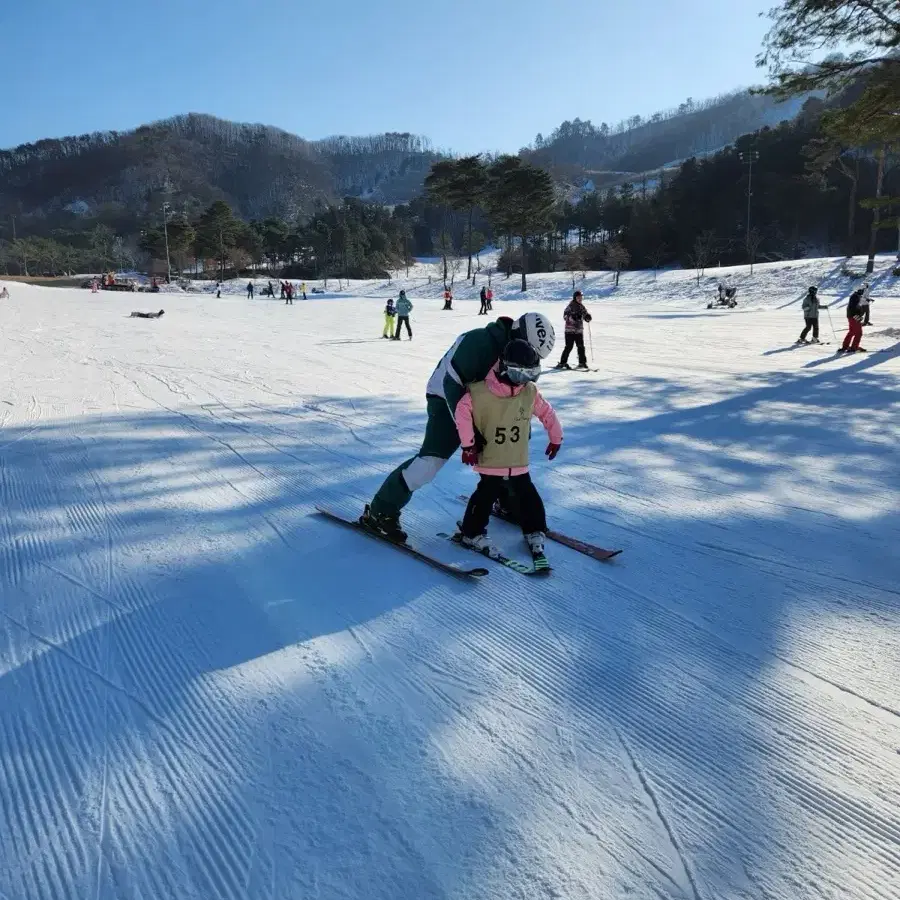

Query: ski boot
[360,504,407,543]
[575,363,590,371]
[795,338,808,345]
[553,362,571,370]
[460,532,499,558]
[524,532,551,572]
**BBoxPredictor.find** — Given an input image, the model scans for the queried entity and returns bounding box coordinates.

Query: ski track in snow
[0,258,899,899]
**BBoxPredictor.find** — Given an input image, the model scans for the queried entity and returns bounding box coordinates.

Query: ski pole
[825,306,838,342]
[587,321,594,363]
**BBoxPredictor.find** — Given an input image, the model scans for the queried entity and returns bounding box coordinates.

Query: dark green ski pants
[370,395,460,518]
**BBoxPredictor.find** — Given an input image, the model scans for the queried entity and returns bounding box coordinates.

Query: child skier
[797,285,827,344]
[383,298,396,338]
[454,338,562,566]
[394,289,413,340]
[839,288,867,353]
[443,288,453,310]
[554,290,592,369]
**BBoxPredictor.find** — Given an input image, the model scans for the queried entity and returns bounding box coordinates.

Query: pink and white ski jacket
[455,366,563,476]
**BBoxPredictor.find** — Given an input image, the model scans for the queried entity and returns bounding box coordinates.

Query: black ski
[456,495,623,561]
[438,532,551,576]
[316,507,489,579]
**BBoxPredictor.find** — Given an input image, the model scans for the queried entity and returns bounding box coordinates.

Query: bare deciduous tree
[603,242,631,286]
[690,230,716,285]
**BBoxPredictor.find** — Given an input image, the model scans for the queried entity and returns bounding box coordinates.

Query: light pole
[738,149,759,261]
[162,202,172,282]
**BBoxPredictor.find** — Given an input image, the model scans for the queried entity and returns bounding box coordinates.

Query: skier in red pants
[839,288,867,353]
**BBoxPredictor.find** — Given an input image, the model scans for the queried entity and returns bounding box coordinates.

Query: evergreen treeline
[5,0,900,284]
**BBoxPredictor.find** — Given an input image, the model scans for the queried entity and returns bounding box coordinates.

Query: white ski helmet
[514,312,555,359]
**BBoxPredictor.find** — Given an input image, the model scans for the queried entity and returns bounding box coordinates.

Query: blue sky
[4,0,772,154]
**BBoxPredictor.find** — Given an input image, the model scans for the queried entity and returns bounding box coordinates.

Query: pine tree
[446,156,488,280]
[485,156,556,291]
[424,161,456,287]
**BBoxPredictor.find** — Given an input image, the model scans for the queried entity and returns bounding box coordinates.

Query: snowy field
[1,257,899,900]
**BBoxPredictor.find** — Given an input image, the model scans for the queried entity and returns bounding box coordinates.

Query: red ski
[456,495,622,562]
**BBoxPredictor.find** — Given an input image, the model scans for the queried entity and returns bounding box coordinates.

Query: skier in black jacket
[839,289,867,353]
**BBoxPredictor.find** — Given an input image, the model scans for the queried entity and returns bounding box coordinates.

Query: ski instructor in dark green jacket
[361,312,556,541]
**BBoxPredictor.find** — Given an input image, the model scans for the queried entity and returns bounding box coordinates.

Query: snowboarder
[393,289,413,340]
[797,286,827,343]
[479,286,488,315]
[383,298,396,338]
[554,290,592,369]
[247,281,254,299]
[360,311,556,541]
[839,288,867,353]
[455,339,562,562]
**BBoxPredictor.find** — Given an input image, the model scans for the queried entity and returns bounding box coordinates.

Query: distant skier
[285,282,294,305]
[797,286,827,344]
[280,282,286,300]
[861,281,873,326]
[247,281,254,299]
[455,339,562,564]
[216,282,221,299]
[443,288,453,310]
[479,286,488,315]
[301,281,307,301]
[360,311,556,541]
[393,289,413,340]
[486,287,494,311]
[839,288,867,353]
[554,290,592,370]
[383,297,396,338]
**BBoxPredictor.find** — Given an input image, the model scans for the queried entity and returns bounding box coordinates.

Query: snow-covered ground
[1,257,899,900]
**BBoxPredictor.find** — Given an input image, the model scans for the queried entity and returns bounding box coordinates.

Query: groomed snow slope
[1,259,899,900]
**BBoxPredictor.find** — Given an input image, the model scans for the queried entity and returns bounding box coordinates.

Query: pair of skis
[315,501,621,581]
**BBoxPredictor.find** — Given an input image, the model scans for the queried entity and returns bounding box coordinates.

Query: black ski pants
[799,318,819,341]
[395,316,412,339]
[479,297,488,314]
[462,473,547,538]
[559,331,587,367]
